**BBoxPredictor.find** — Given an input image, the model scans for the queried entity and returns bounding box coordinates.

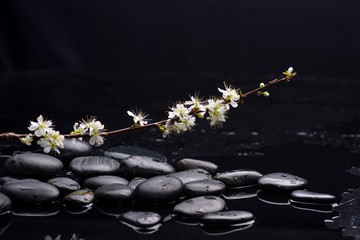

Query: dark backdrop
[0,0,360,78]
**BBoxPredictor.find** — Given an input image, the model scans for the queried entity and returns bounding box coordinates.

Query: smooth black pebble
[290,190,336,204]
[168,168,212,184]
[47,177,80,194]
[120,156,175,179]
[64,190,94,206]
[1,179,59,203]
[184,179,225,197]
[201,210,254,225]
[135,175,183,203]
[84,175,129,190]
[58,139,93,161]
[258,172,308,194]
[69,156,120,177]
[120,211,162,228]
[105,146,167,162]
[5,153,63,177]
[173,196,226,218]
[128,177,147,190]
[177,158,218,175]
[0,193,12,214]
[214,170,262,188]
[95,183,133,202]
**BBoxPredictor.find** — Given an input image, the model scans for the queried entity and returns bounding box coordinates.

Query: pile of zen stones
[0,140,338,234]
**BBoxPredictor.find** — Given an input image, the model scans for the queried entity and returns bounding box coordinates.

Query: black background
[0,1,360,240]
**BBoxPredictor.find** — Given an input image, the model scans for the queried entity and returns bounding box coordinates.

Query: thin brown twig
[0,75,292,140]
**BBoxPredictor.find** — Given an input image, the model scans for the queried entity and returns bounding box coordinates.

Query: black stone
[257,190,290,205]
[84,176,129,190]
[258,172,308,194]
[94,183,133,202]
[1,179,60,203]
[120,211,162,228]
[69,156,120,177]
[290,190,337,204]
[58,139,93,161]
[177,158,218,175]
[128,177,147,190]
[120,156,175,179]
[105,146,167,162]
[0,177,18,185]
[5,153,63,177]
[168,168,212,184]
[47,177,81,194]
[173,196,226,218]
[64,189,94,206]
[0,193,12,214]
[214,170,262,188]
[201,210,254,225]
[135,175,183,203]
[184,179,225,197]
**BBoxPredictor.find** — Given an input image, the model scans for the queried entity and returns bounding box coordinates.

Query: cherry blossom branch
[0,67,296,154]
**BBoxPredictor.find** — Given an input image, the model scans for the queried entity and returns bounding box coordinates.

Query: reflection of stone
[257,190,290,205]
[326,188,360,238]
[290,200,335,213]
[11,202,59,217]
[119,220,162,235]
[0,214,11,237]
[201,221,254,236]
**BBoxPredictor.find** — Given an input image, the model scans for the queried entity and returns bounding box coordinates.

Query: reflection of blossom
[28,115,53,137]
[127,110,149,126]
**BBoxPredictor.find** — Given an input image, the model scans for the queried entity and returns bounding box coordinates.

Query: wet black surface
[0,72,359,239]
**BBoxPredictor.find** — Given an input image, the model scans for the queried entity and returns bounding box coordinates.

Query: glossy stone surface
[214,170,262,188]
[5,153,63,177]
[84,175,129,190]
[69,156,120,177]
[105,146,167,162]
[1,179,60,203]
[58,139,93,161]
[258,172,308,194]
[47,177,81,194]
[201,210,254,225]
[168,168,212,184]
[290,190,337,204]
[184,179,225,197]
[94,183,133,202]
[173,196,226,218]
[120,211,162,228]
[64,190,94,206]
[120,156,175,179]
[177,158,218,175]
[0,193,12,214]
[135,175,183,203]
[128,177,147,190]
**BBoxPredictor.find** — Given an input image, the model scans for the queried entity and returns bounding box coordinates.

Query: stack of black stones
[0,140,337,234]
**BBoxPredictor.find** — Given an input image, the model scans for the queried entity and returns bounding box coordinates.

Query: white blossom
[263,91,270,97]
[160,120,172,138]
[127,110,149,126]
[259,83,265,88]
[173,121,187,134]
[168,103,190,119]
[218,83,240,108]
[80,118,105,146]
[180,115,196,131]
[206,98,228,127]
[20,135,33,146]
[37,130,64,154]
[283,67,295,77]
[28,115,53,137]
